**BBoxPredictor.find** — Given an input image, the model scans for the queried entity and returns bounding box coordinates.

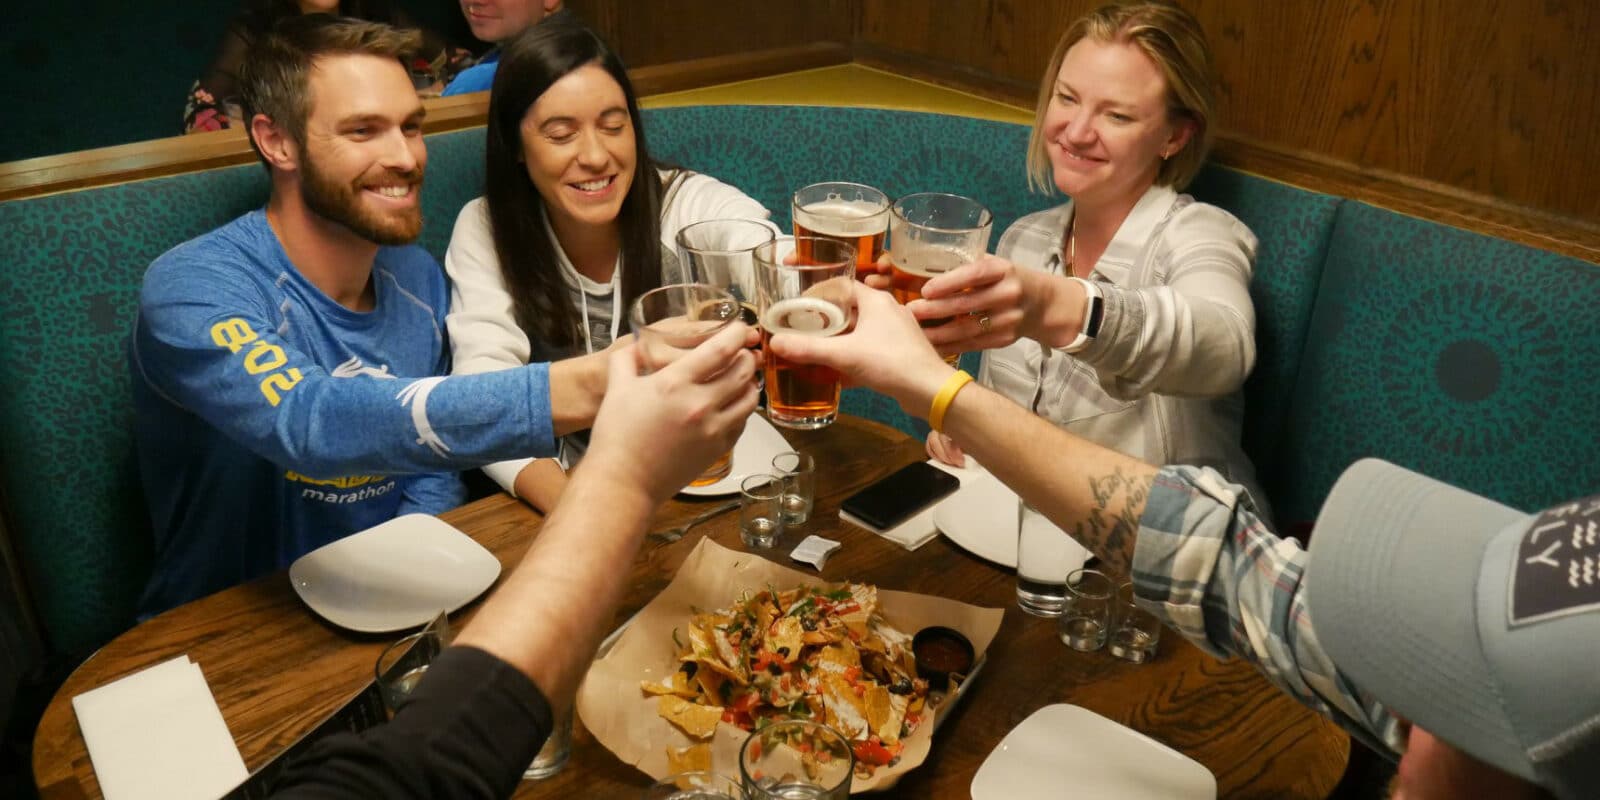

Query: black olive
[680,662,698,678]
[888,677,913,695]
[801,617,818,631]
[776,646,790,657]
[767,663,783,676]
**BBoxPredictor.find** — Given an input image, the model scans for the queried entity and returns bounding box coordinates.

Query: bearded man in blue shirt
[131,16,611,616]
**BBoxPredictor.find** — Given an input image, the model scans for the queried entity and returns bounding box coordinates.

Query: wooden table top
[34,415,1347,799]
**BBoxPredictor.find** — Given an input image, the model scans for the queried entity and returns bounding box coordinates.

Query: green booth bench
[2,105,1597,671]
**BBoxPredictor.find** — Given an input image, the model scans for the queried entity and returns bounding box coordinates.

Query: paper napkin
[72,654,249,800]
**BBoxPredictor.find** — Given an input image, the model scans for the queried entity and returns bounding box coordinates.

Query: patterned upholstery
[1,104,1591,662]
[0,165,268,656]
[1275,201,1600,525]
[1185,167,1343,505]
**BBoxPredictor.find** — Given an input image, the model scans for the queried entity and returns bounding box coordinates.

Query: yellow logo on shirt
[211,318,304,406]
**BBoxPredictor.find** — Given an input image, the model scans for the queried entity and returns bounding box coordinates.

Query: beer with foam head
[761,297,850,429]
[754,236,856,429]
[792,183,889,280]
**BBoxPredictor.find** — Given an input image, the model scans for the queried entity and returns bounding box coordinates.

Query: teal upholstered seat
[0,166,268,656]
[1275,201,1600,525]
[1185,167,1343,511]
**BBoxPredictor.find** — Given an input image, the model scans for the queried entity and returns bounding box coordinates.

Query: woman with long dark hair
[184,0,469,132]
[444,18,775,511]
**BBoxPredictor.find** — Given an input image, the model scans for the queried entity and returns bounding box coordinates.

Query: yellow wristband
[928,370,974,433]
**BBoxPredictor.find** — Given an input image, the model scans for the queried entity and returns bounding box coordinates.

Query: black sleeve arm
[269,646,551,800]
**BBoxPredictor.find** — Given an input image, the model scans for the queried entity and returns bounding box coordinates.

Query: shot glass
[645,771,745,799]
[1108,581,1162,663]
[373,617,451,715]
[1015,500,1089,617]
[771,451,815,526]
[739,720,853,800]
[1059,568,1115,652]
[739,474,785,549]
[523,705,573,780]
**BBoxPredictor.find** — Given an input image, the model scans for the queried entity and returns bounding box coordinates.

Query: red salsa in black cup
[912,626,975,689]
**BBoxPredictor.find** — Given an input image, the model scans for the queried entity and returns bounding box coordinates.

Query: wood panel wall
[569,0,855,67]
[856,0,1600,230]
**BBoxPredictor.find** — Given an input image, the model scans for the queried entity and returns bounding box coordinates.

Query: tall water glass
[739,720,854,800]
[676,218,776,327]
[1015,499,1091,617]
[791,182,889,281]
[753,237,856,429]
[631,283,740,486]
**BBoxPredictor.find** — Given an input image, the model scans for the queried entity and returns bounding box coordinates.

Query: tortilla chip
[665,742,712,774]
[658,695,722,740]
[686,618,746,685]
[864,683,893,739]
[693,663,726,700]
[820,673,868,738]
[640,669,697,698]
[768,616,805,662]
[817,643,860,673]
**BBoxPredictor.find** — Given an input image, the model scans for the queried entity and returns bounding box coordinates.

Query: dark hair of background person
[187,0,460,133]
[483,17,670,352]
[237,15,422,169]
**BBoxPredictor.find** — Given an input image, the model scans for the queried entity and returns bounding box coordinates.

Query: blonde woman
[911,1,1267,514]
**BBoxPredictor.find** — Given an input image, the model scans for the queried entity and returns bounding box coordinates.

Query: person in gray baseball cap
[768,282,1596,800]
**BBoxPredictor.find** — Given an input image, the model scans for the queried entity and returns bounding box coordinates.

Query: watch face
[1085,294,1105,338]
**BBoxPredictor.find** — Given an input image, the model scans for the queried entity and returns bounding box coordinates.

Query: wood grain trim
[856,44,1600,265]
[0,43,850,204]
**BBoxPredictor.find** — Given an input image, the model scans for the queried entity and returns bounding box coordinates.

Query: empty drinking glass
[1108,581,1162,663]
[1059,569,1114,651]
[739,474,786,549]
[771,452,815,526]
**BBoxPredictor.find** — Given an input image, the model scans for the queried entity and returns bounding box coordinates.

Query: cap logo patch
[1510,495,1600,626]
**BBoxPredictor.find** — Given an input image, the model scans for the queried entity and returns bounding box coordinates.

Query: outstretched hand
[767,284,955,418]
[583,323,760,504]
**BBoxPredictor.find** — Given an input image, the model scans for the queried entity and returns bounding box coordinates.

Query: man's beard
[300,150,424,246]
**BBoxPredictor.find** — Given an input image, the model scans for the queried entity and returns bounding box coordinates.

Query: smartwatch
[1063,277,1104,353]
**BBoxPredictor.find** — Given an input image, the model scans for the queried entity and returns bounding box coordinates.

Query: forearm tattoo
[1069,467,1154,576]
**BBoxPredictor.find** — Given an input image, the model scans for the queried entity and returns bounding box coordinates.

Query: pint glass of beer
[889,193,993,363]
[888,192,993,305]
[629,283,741,487]
[676,218,776,328]
[791,182,889,281]
[754,237,856,430]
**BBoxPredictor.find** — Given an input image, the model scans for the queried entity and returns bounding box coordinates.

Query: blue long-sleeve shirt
[131,210,557,615]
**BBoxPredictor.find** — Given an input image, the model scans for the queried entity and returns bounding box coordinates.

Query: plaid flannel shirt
[1133,465,1405,757]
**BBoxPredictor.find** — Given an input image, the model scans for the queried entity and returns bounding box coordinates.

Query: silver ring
[977,313,992,333]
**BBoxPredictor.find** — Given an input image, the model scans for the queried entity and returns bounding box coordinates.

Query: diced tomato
[853,738,894,766]
[732,692,762,714]
[853,684,865,697]
[843,666,862,684]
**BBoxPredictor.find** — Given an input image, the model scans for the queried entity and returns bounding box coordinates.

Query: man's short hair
[238,15,421,168]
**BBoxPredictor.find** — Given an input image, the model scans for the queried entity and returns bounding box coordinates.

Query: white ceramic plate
[678,413,792,497]
[932,462,1021,567]
[971,704,1216,800]
[288,514,501,633]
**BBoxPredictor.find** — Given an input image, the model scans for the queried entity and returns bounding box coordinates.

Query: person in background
[440,0,566,96]
[184,0,471,133]
[269,324,759,799]
[894,0,1268,516]
[770,282,1592,800]
[134,16,614,616]
[444,18,776,512]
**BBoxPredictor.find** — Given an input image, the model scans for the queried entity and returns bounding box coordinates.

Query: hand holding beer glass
[791,182,889,281]
[888,193,993,363]
[630,283,742,486]
[754,237,855,430]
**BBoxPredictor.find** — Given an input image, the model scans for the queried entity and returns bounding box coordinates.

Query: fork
[648,499,740,543]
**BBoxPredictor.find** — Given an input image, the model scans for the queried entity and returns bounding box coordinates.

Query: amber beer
[762,297,849,429]
[791,182,889,281]
[793,201,888,279]
[889,245,968,307]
